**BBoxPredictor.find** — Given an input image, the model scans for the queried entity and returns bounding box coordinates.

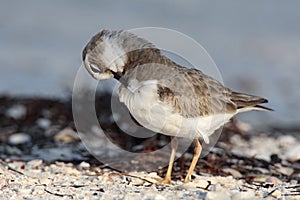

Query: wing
[120,46,269,118]
[156,67,237,118]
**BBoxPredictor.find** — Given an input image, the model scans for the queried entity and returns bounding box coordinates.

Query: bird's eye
[89,63,100,73]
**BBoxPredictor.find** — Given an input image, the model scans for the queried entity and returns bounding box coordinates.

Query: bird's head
[82,30,127,80]
[82,29,154,80]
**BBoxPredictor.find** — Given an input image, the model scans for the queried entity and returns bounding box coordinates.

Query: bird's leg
[161,137,178,184]
[184,138,202,183]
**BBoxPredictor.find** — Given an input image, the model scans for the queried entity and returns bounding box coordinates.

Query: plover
[82,29,271,183]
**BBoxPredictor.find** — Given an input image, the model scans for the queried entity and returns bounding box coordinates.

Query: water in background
[1,1,300,127]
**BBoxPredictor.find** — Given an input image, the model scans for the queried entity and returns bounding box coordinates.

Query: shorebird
[82,29,271,183]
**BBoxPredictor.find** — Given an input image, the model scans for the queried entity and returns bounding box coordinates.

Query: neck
[122,48,177,75]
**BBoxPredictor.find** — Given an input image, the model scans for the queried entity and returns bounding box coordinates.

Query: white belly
[118,80,234,144]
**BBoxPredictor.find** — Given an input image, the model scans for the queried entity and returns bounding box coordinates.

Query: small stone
[5,104,26,119]
[36,118,51,129]
[18,188,32,196]
[254,154,272,162]
[54,128,79,143]
[8,161,25,171]
[8,133,31,145]
[32,185,46,195]
[39,177,52,185]
[78,161,90,170]
[27,160,43,169]
[102,175,113,183]
[127,171,163,184]
[205,190,231,200]
[132,145,144,151]
[232,190,255,200]
[253,167,270,174]
[0,179,7,188]
[183,152,194,159]
[274,164,294,176]
[278,135,297,148]
[290,179,298,185]
[283,145,300,162]
[154,194,166,200]
[255,190,264,198]
[221,167,242,178]
[130,177,144,186]
[253,175,269,183]
[265,176,282,185]
[193,179,210,189]
[271,189,281,198]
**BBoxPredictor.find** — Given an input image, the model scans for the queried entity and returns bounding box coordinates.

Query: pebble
[253,175,271,183]
[253,167,270,174]
[277,135,297,148]
[128,172,163,184]
[27,160,43,169]
[78,161,90,170]
[251,137,281,160]
[101,175,114,183]
[129,177,144,186]
[221,167,242,178]
[8,133,31,145]
[154,194,166,200]
[5,104,27,119]
[176,182,197,190]
[54,128,79,143]
[231,190,255,200]
[271,189,281,199]
[131,145,144,151]
[283,145,300,162]
[36,118,51,129]
[274,164,294,176]
[265,176,282,185]
[38,177,52,185]
[205,190,231,200]
[32,185,45,195]
[0,179,7,188]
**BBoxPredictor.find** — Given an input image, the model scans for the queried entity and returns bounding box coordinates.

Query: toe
[159,178,171,185]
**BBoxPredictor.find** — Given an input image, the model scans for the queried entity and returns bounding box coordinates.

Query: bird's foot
[159,177,171,185]
[184,175,191,183]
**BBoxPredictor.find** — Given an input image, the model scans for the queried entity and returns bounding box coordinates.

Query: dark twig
[44,188,73,198]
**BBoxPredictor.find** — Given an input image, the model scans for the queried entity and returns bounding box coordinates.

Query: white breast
[118,79,235,144]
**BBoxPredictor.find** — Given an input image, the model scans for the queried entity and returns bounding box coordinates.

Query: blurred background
[1,0,299,127]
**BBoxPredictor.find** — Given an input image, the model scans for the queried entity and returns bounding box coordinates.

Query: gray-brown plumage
[82,29,271,183]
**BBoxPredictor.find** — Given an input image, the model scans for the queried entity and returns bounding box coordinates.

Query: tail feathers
[253,104,274,111]
[231,91,272,112]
